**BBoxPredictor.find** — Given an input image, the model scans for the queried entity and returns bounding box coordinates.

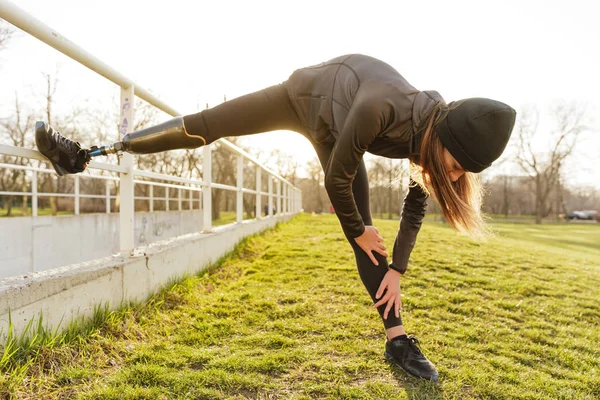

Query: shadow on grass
[385,361,444,400]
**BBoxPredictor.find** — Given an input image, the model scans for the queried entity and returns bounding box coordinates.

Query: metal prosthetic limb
[88,116,206,158]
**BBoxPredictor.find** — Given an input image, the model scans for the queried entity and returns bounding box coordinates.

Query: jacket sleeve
[390,180,429,274]
[324,91,389,238]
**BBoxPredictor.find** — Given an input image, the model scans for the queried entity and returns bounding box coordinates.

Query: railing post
[32,170,38,217]
[178,188,182,211]
[166,188,169,211]
[106,180,110,213]
[281,184,285,214]
[74,175,80,215]
[268,175,273,217]
[202,145,212,231]
[255,167,261,219]
[236,154,243,223]
[189,188,193,210]
[149,184,154,212]
[284,185,288,214]
[119,85,135,253]
[276,179,281,216]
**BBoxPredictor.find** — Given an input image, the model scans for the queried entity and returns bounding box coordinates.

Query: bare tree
[565,185,599,215]
[367,158,404,219]
[241,158,258,219]
[31,73,86,215]
[500,175,512,217]
[83,99,177,213]
[368,159,387,215]
[516,103,587,223]
[483,173,555,217]
[203,141,238,220]
[266,149,300,186]
[302,157,326,213]
[0,22,18,215]
[41,74,61,215]
[0,19,14,53]
[0,95,35,216]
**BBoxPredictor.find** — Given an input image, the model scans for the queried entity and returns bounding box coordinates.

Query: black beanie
[436,98,516,173]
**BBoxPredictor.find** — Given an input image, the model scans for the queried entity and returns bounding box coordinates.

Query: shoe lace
[56,132,80,154]
[407,335,424,356]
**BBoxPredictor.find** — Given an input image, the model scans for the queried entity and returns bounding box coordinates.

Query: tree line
[1,88,596,223]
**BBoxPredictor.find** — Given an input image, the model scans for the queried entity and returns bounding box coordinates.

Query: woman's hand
[373,269,402,320]
[354,225,389,265]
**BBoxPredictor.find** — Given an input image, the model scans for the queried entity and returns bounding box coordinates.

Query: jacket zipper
[296,94,327,100]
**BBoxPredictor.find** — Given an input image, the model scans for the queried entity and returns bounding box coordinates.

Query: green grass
[0,207,73,217]
[213,211,274,227]
[372,213,539,222]
[0,209,246,222]
[213,211,238,226]
[489,213,536,219]
[490,221,600,258]
[1,214,599,399]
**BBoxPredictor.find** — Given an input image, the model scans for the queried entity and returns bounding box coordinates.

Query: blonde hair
[409,107,490,239]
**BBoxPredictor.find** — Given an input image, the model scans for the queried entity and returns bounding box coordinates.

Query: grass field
[0,207,73,217]
[0,208,246,228]
[1,214,599,399]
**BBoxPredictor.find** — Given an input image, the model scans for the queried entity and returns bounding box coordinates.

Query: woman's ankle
[386,325,406,341]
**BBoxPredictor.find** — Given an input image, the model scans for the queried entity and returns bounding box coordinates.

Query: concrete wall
[0,210,203,278]
[0,214,293,344]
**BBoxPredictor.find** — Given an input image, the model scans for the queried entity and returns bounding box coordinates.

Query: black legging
[184,83,402,329]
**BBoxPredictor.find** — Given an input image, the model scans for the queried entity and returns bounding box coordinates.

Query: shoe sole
[384,351,439,382]
[51,163,67,177]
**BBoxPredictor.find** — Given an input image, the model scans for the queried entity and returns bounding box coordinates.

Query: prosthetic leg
[35,117,206,175]
[89,117,206,157]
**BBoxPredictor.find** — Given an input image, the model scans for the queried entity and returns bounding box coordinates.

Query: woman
[36,54,516,382]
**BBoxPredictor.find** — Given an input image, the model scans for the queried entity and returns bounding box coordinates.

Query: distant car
[566,210,598,220]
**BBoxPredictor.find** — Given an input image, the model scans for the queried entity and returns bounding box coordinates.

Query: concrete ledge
[0,209,204,278]
[0,214,293,343]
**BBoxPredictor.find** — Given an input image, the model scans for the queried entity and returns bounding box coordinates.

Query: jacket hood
[410,90,445,155]
[412,90,445,132]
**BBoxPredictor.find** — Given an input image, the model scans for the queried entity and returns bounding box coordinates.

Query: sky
[0,0,598,187]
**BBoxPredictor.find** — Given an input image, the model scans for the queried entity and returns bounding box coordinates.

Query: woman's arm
[389,181,429,274]
[324,88,391,238]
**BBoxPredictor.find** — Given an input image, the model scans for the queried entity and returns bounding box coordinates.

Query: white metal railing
[0,158,206,216]
[0,149,302,218]
[0,0,302,255]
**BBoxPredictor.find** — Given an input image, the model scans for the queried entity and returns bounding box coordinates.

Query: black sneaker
[384,335,439,382]
[35,121,90,176]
